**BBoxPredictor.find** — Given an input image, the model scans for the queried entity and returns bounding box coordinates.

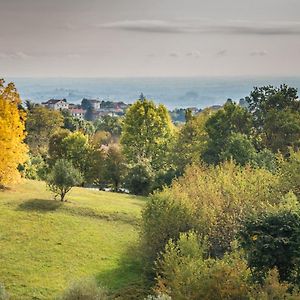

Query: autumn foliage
[0,79,28,186]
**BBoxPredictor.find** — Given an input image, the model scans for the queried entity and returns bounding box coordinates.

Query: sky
[1,0,300,77]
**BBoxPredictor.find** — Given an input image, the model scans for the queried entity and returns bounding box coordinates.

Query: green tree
[126,159,155,195]
[26,106,63,155]
[61,132,90,177]
[46,159,82,201]
[220,133,257,166]
[246,85,300,153]
[173,109,212,174]
[94,115,123,137]
[246,84,300,130]
[203,101,253,164]
[103,144,126,191]
[278,150,300,198]
[263,108,300,153]
[48,129,71,163]
[121,99,174,171]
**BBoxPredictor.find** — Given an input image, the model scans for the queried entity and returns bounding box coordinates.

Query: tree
[62,110,95,135]
[46,159,82,201]
[246,85,300,153]
[246,84,300,130]
[121,99,174,171]
[0,79,28,186]
[48,129,71,163]
[26,106,63,155]
[104,144,126,191]
[263,108,300,154]
[126,159,155,195]
[61,132,90,176]
[278,150,300,198]
[91,131,112,148]
[173,109,212,174]
[202,101,253,164]
[220,133,257,166]
[94,115,123,138]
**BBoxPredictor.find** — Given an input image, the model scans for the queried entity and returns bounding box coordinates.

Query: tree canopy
[0,79,28,186]
[121,99,175,171]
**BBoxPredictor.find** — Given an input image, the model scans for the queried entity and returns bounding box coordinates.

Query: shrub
[126,160,155,195]
[154,233,300,300]
[58,277,107,300]
[278,150,300,198]
[0,283,9,300]
[251,269,300,300]
[239,209,300,284]
[141,161,281,268]
[46,159,82,201]
[145,293,171,300]
[155,232,252,300]
[21,154,48,180]
[141,193,196,273]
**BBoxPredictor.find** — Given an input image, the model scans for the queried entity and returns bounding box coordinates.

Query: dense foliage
[121,98,175,171]
[240,208,300,284]
[0,79,28,186]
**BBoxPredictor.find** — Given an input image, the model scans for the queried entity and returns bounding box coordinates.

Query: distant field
[0,180,146,299]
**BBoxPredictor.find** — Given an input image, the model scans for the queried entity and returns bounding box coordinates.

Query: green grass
[0,180,146,300]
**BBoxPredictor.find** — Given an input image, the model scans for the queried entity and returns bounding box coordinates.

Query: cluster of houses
[41,98,129,120]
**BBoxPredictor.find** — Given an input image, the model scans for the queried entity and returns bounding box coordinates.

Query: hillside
[0,180,146,300]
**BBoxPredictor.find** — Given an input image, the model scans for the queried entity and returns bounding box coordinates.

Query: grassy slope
[0,180,146,300]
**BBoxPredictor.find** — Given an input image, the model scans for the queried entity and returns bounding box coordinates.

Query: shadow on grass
[63,206,140,226]
[96,245,150,299]
[17,199,63,212]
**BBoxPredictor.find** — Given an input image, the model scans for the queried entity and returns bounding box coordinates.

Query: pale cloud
[169,52,180,58]
[0,51,31,59]
[250,50,268,56]
[186,51,201,58]
[99,19,300,36]
[216,49,227,56]
[66,54,81,59]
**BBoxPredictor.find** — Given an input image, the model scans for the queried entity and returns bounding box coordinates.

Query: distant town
[41,98,129,120]
[39,96,223,123]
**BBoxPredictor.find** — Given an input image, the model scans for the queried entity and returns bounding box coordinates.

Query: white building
[41,99,69,110]
[69,108,86,120]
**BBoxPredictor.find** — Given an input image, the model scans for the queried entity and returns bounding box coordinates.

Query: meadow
[0,180,146,299]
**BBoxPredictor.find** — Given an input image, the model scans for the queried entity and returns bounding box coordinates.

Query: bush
[239,209,300,284]
[154,233,300,300]
[58,278,107,300]
[155,232,252,300]
[21,154,48,180]
[141,161,282,269]
[46,159,82,201]
[0,283,9,300]
[278,150,300,198]
[251,269,300,300]
[141,193,196,274]
[145,293,171,300]
[126,160,155,195]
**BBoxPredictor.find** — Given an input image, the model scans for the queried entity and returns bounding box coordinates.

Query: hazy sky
[1,0,300,77]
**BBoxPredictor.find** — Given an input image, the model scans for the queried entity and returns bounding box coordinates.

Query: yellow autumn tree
[0,79,28,186]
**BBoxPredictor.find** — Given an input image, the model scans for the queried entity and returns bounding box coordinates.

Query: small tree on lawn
[47,159,82,202]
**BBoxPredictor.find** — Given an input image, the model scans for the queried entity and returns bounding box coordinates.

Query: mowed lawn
[0,180,146,300]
